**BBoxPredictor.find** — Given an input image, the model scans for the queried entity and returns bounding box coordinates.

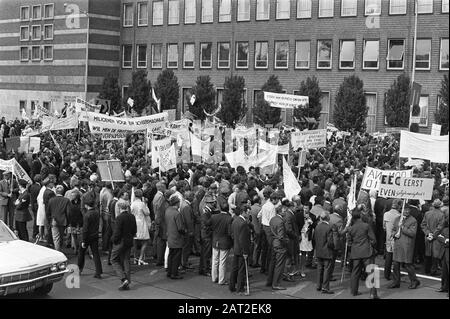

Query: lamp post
[83,11,90,101]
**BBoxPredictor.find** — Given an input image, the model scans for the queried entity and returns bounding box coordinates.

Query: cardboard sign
[298,150,307,167]
[96,160,125,182]
[379,177,433,200]
[264,91,309,108]
[291,129,326,150]
[361,167,413,191]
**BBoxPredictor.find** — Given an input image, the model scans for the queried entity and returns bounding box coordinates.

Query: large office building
[1,0,449,134]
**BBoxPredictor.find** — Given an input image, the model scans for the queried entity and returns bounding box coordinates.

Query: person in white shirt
[258,193,280,274]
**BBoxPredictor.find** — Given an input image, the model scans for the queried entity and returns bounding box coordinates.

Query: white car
[0,220,68,296]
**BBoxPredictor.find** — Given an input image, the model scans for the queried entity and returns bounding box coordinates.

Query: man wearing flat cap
[165,195,186,279]
[421,199,445,276]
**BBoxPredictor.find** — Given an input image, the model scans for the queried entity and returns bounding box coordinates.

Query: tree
[125,70,151,115]
[217,75,247,128]
[98,72,121,113]
[253,75,283,126]
[293,76,322,121]
[155,69,180,111]
[384,73,410,127]
[189,75,216,121]
[334,75,367,132]
[435,74,449,134]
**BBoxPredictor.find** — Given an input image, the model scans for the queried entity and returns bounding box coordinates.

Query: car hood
[0,240,67,274]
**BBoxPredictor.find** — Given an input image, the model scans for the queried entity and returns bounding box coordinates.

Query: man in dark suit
[165,196,186,280]
[180,191,195,270]
[347,208,377,298]
[283,200,300,278]
[153,182,167,266]
[229,205,251,294]
[14,179,31,241]
[314,211,335,294]
[111,201,136,291]
[266,206,289,290]
[46,185,70,251]
[0,172,12,227]
[28,174,41,239]
[210,201,232,285]
[249,195,262,268]
[78,192,102,279]
[199,196,214,276]
[43,180,55,246]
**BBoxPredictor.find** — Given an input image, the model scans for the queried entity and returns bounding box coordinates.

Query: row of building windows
[122,0,449,27]
[122,38,450,71]
[19,45,53,61]
[20,4,54,21]
[19,24,53,41]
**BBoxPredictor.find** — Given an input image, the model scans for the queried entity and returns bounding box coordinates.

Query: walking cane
[243,255,250,296]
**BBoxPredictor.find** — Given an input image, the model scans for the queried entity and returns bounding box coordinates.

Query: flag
[21,108,29,121]
[282,156,301,201]
[127,97,134,108]
[190,94,196,105]
[152,87,161,112]
[346,174,357,227]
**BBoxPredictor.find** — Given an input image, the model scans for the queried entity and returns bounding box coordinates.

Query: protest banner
[225,147,277,171]
[190,132,211,160]
[361,167,413,191]
[166,109,176,122]
[400,130,449,163]
[151,138,172,169]
[258,139,289,155]
[96,160,125,183]
[264,91,308,108]
[0,159,32,184]
[379,177,433,200]
[160,144,177,172]
[283,156,301,201]
[291,129,326,150]
[431,124,441,136]
[101,132,126,141]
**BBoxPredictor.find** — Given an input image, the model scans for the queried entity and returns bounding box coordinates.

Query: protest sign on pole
[151,138,172,169]
[361,167,413,191]
[264,91,308,108]
[291,129,326,150]
[0,159,32,184]
[159,144,177,172]
[96,160,125,182]
[400,130,449,163]
[379,176,434,200]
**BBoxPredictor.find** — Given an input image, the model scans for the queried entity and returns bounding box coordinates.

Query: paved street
[7,248,447,300]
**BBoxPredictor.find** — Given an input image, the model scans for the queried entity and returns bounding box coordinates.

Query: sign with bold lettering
[361,167,413,191]
[291,129,326,150]
[264,91,309,108]
[379,177,433,200]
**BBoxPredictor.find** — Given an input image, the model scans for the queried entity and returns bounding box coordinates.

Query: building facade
[1,0,448,134]
[0,0,121,119]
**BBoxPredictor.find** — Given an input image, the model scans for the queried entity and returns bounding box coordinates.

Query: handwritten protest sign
[291,129,326,150]
[379,177,434,200]
[361,167,413,191]
[264,92,308,108]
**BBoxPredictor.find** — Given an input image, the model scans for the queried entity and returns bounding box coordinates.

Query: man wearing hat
[165,195,186,280]
[46,185,70,251]
[14,179,32,241]
[421,199,445,276]
[199,194,216,276]
[0,171,12,227]
[383,199,402,281]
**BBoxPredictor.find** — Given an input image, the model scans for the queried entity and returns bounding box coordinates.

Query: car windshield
[0,221,16,242]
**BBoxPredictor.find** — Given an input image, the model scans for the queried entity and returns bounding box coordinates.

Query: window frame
[43,24,53,40]
[318,0,334,18]
[317,39,333,69]
[415,38,431,71]
[387,38,405,70]
[43,3,54,20]
[20,26,29,42]
[20,6,30,22]
[219,0,232,22]
[137,2,149,26]
[152,43,163,69]
[341,0,357,17]
[200,42,213,69]
[362,39,379,70]
[443,0,450,13]
[123,3,134,27]
[168,0,180,25]
[439,38,449,70]
[20,46,29,61]
[237,0,251,21]
[152,1,164,26]
[183,43,195,69]
[31,25,41,41]
[43,45,53,61]
[256,0,271,20]
[275,40,289,69]
[167,43,179,69]
[136,44,147,69]
[276,0,291,19]
[184,0,197,24]
[236,42,249,69]
[389,0,407,15]
[339,39,356,69]
[295,40,310,69]
[201,0,214,23]
[31,45,41,61]
[364,0,381,16]
[254,41,269,69]
[122,45,133,69]
[217,42,230,69]
[417,0,433,14]
[297,0,312,18]
[32,5,41,20]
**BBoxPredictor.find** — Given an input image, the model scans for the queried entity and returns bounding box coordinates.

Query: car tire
[34,283,53,296]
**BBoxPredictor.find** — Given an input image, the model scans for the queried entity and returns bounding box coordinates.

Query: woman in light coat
[131,189,151,265]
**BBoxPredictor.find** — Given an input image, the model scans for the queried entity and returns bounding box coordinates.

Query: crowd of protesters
[0,115,448,297]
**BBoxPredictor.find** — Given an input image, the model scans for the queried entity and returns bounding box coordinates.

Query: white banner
[291,129,327,150]
[259,139,289,155]
[361,167,413,191]
[41,114,78,132]
[400,130,449,163]
[225,148,277,171]
[160,144,177,172]
[264,91,308,108]
[379,177,434,200]
[431,124,441,136]
[0,159,32,184]
[190,133,211,159]
[282,156,301,201]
